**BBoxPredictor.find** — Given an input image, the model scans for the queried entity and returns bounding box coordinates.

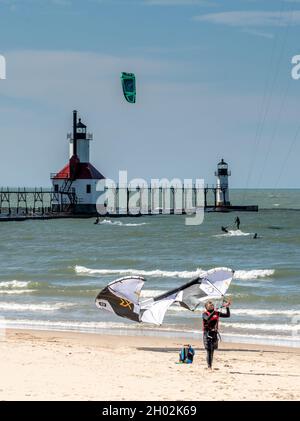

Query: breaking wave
[0,280,30,288]
[232,308,300,316]
[168,307,300,316]
[222,322,299,332]
[234,269,275,280]
[99,219,148,227]
[75,266,275,280]
[75,265,205,279]
[0,289,37,295]
[0,302,76,312]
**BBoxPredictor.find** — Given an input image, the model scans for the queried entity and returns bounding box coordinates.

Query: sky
[0,0,300,188]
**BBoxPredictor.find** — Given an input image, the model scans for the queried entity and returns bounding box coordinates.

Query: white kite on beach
[95,267,233,325]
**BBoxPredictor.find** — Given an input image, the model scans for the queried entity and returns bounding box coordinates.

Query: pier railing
[0,186,258,217]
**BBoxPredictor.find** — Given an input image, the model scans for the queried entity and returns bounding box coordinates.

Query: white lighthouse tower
[51,110,105,214]
[215,159,231,207]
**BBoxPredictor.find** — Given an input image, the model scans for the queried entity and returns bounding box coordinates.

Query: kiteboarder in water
[235,216,240,230]
[221,226,229,233]
[202,299,231,371]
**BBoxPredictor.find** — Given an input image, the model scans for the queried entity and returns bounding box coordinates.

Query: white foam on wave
[99,219,148,227]
[1,319,148,331]
[214,229,251,238]
[222,322,299,332]
[0,280,30,288]
[76,265,275,280]
[0,302,76,312]
[75,265,205,279]
[234,269,275,280]
[0,289,36,295]
[231,308,300,316]
[0,319,200,336]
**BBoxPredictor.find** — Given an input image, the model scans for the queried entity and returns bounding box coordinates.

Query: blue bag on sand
[179,345,195,364]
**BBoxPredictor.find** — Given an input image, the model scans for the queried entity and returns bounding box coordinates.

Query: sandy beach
[0,329,299,401]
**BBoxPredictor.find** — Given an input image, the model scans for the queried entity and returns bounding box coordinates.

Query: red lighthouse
[51,110,105,214]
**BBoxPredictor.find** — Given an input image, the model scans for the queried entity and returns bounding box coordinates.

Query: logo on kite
[119,298,133,310]
[121,72,136,103]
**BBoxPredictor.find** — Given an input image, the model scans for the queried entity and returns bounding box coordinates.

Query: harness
[202,310,220,332]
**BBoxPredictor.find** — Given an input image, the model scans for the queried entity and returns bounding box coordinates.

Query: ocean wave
[75,265,205,279]
[75,265,275,280]
[0,318,199,335]
[232,308,300,316]
[0,289,37,295]
[164,303,300,317]
[99,219,148,227]
[2,318,299,336]
[214,230,251,238]
[234,269,275,280]
[222,322,299,332]
[0,302,76,312]
[1,319,147,331]
[0,280,30,288]
[165,306,300,316]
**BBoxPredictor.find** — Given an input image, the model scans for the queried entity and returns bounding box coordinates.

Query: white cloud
[242,29,274,39]
[193,10,300,27]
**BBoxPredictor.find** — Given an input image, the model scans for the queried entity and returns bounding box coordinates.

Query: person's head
[205,301,214,312]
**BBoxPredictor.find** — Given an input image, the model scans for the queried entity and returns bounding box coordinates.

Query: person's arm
[219,307,230,318]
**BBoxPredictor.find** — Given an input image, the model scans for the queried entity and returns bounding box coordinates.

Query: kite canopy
[121,72,136,103]
[95,267,233,326]
[95,276,144,322]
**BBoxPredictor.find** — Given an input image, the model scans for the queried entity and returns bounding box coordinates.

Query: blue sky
[0,0,300,187]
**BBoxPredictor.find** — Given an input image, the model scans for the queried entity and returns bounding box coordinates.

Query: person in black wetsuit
[202,299,231,370]
[234,216,240,230]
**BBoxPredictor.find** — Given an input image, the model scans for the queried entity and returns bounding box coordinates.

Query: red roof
[53,160,105,180]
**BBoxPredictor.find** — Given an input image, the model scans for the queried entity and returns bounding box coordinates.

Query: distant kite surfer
[235,216,240,230]
[94,217,100,225]
[202,299,231,371]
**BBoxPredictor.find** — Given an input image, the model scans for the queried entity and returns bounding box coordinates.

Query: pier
[0,112,258,222]
[0,185,257,222]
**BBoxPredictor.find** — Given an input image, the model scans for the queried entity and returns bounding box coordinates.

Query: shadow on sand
[136,347,293,354]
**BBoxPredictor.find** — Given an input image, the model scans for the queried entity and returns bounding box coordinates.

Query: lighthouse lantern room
[215,158,231,206]
[51,110,105,214]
